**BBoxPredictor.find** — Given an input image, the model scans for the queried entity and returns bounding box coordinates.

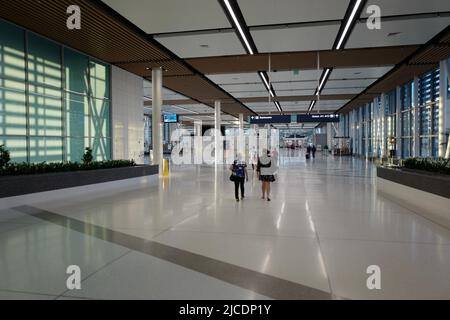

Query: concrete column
[152,67,163,175]
[238,114,245,160]
[413,76,420,157]
[214,100,222,164]
[439,59,448,158]
[396,86,402,158]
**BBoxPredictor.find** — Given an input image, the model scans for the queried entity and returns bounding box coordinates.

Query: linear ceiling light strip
[220,0,282,113]
[309,0,367,114]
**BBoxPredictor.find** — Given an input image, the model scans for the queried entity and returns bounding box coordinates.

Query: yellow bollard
[163,159,170,177]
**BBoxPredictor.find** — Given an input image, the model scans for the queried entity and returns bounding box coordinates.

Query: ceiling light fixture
[275,101,282,112]
[223,0,254,55]
[317,68,331,94]
[259,72,275,98]
[335,0,363,50]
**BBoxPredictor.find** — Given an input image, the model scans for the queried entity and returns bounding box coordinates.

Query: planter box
[377,166,450,229]
[0,165,158,199]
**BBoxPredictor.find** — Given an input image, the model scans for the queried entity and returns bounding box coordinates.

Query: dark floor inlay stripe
[14,205,337,300]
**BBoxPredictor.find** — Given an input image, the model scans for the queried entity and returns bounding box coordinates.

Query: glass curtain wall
[343,63,445,160]
[0,19,111,163]
[418,67,439,158]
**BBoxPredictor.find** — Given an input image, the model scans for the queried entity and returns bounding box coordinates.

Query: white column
[413,76,420,157]
[439,59,448,158]
[214,100,222,164]
[152,67,163,175]
[381,92,387,158]
[194,120,202,137]
[238,113,245,160]
[373,98,378,158]
[396,86,402,158]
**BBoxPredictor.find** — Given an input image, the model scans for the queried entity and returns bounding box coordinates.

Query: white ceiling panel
[361,0,450,18]
[231,91,269,98]
[321,87,365,95]
[273,81,318,91]
[207,73,261,84]
[156,32,245,58]
[252,24,340,53]
[327,79,378,88]
[239,0,348,26]
[279,101,311,107]
[269,70,322,82]
[330,66,393,79]
[347,17,450,49]
[102,0,230,34]
[277,89,316,96]
[144,81,189,100]
[221,83,266,92]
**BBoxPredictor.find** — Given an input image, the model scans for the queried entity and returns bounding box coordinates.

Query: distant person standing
[312,145,317,158]
[257,149,276,202]
[230,157,248,202]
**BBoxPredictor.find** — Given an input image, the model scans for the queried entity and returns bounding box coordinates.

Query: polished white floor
[1,151,450,299]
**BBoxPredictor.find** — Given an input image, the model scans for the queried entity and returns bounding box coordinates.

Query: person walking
[230,157,248,202]
[257,149,276,202]
[312,144,317,159]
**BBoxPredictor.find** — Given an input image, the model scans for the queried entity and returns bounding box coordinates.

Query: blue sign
[297,114,340,123]
[163,114,178,123]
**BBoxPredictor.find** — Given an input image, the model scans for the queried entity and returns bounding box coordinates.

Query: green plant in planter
[0,144,11,168]
[83,147,93,164]
[403,157,450,175]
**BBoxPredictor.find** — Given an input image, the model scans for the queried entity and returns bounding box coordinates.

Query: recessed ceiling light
[354,72,362,75]
[200,44,209,48]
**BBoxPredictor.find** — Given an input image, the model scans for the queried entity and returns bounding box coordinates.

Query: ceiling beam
[185,46,419,75]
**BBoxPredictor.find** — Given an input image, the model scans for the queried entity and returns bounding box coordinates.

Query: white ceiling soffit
[231,91,270,98]
[207,73,262,84]
[360,0,450,18]
[102,0,230,34]
[330,66,394,79]
[273,81,318,91]
[327,79,378,88]
[239,0,348,25]
[220,83,267,92]
[321,87,365,95]
[347,16,450,48]
[251,24,340,53]
[155,32,246,58]
[277,89,316,96]
[269,70,322,82]
[144,81,189,100]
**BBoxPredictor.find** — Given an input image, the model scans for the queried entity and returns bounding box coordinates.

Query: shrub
[0,144,10,168]
[403,157,450,175]
[0,159,136,176]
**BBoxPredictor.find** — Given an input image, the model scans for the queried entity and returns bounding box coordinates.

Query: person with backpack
[230,156,248,202]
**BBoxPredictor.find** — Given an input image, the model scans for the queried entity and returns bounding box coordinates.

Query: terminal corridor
[1,153,450,300]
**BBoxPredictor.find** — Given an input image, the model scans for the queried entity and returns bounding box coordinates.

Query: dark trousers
[234,177,245,200]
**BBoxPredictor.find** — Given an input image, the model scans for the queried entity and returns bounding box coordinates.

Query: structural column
[214,100,222,164]
[413,76,420,157]
[238,113,245,159]
[439,59,448,158]
[396,86,402,158]
[152,67,163,175]
[381,92,387,159]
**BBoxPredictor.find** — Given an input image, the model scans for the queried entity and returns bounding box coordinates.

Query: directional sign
[249,115,292,124]
[297,114,340,123]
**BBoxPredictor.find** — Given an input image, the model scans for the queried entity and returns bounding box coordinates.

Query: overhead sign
[297,114,340,123]
[249,114,340,124]
[249,115,292,124]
